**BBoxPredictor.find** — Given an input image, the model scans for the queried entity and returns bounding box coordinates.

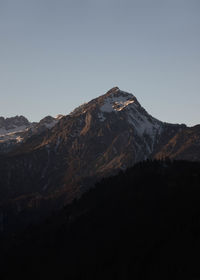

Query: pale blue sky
[0,0,200,126]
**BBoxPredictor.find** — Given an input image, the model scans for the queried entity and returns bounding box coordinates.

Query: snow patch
[0,125,27,137]
[16,136,23,143]
[100,94,135,113]
[127,105,163,151]
[128,108,161,137]
[43,120,58,129]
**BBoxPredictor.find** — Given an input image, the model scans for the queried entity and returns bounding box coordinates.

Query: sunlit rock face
[0,87,198,232]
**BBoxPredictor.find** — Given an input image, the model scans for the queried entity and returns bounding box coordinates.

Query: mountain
[0,87,199,232]
[0,115,63,154]
[0,116,31,153]
[153,124,200,161]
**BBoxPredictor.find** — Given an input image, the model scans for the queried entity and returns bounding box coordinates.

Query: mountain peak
[104,87,135,100]
[103,87,138,100]
[0,115,30,132]
[1,87,199,236]
[69,87,137,117]
[105,87,120,96]
[99,87,140,114]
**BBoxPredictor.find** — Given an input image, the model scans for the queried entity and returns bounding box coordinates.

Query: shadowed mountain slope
[0,87,199,233]
[2,160,200,280]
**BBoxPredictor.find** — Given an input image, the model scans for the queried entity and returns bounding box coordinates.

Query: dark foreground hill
[2,160,200,280]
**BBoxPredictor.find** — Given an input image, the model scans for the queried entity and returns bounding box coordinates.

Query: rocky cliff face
[0,115,62,154]
[0,115,30,131]
[153,124,200,161]
[0,87,199,232]
[0,116,31,153]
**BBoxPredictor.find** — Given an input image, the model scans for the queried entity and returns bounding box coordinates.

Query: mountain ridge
[0,114,64,154]
[0,87,199,233]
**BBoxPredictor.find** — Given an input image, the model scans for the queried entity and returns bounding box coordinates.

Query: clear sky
[0,0,200,126]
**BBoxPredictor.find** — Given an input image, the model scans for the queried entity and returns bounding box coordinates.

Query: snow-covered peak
[0,115,30,131]
[0,116,31,137]
[100,90,137,113]
[98,88,163,149]
[0,114,63,153]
